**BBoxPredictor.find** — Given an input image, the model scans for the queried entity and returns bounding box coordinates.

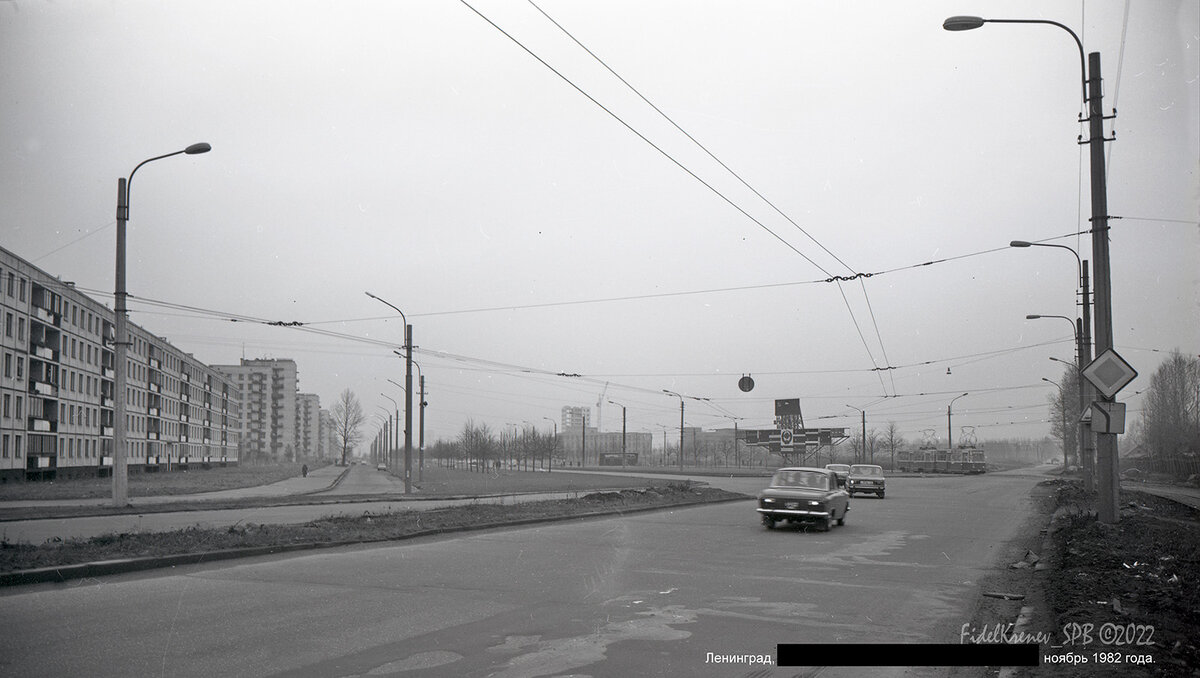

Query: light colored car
[756,467,849,532]
[847,464,886,498]
[376,463,387,471]
[824,463,850,488]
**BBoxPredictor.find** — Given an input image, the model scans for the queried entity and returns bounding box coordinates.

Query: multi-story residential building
[215,358,298,463]
[296,392,321,460]
[561,406,590,430]
[319,408,336,461]
[1,246,241,483]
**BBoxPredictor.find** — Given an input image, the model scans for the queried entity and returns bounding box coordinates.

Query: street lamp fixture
[366,292,413,493]
[945,12,1120,523]
[112,142,211,507]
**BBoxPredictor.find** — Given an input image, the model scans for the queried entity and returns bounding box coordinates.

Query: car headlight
[762,498,776,504]
[808,500,821,506]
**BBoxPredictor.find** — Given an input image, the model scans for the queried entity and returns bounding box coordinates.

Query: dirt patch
[1035,480,1199,676]
[0,484,743,578]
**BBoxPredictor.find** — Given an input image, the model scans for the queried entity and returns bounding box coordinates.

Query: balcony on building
[28,416,57,433]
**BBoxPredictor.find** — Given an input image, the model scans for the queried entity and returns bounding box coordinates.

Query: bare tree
[331,389,365,466]
[458,420,496,472]
[1141,350,1200,477]
[883,421,904,470]
[1046,364,1081,465]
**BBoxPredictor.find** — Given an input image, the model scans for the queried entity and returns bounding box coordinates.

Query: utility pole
[418,374,426,482]
[1086,52,1119,524]
[1080,262,1095,492]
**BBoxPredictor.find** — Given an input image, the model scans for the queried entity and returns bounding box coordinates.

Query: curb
[0,494,749,587]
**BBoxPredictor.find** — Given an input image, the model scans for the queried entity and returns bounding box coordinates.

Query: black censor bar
[777,643,1040,667]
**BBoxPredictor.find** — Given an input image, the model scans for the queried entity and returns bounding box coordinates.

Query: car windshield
[771,470,829,490]
[850,465,882,476]
[827,465,849,471]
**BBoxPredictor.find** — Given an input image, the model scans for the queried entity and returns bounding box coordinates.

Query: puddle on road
[781,530,931,567]
[337,650,463,676]
[484,605,697,678]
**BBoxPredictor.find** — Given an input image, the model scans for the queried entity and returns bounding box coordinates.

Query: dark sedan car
[756,467,849,532]
[847,464,886,498]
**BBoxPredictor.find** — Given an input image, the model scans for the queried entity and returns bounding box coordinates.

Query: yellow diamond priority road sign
[1082,349,1137,399]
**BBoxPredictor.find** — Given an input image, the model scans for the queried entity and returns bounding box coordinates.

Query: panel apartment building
[214,359,297,463]
[213,359,327,463]
[1,246,241,483]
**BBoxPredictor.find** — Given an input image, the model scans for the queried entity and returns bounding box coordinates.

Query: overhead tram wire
[457,0,894,395]
[522,0,897,394]
[267,230,1097,325]
[105,289,1074,385]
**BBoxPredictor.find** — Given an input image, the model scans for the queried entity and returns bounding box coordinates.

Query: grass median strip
[0,484,746,583]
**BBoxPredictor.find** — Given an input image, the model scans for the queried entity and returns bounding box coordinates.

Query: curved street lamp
[542,416,557,472]
[845,404,867,464]
[366,292,413,493]
[608,400,627,468]
[112,143,211,507]
[663,390,685,471]
[392,354,427,481]
[947,393,969,453]
[944,13,1119,523]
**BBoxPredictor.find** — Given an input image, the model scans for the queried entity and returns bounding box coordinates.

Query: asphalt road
[0,470,1043,677]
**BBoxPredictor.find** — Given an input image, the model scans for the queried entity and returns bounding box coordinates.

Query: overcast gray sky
[3,0,1197,450]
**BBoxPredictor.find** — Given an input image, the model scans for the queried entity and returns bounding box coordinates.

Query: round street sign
[738,375,755,392]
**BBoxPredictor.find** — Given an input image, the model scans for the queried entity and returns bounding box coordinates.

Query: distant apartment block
[296,392,321,460]
[1,246,241,483]
[319,409,336,460]
[561,406,590,430]
[214,359,299,463]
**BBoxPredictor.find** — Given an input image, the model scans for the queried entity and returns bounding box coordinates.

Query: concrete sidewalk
[1124,480,1200,509]
[0,463,348,510]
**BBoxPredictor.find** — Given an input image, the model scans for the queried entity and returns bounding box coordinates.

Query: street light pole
[1013,242,1095,490]
[945,15,1120,522]
[663,390,684,471]
[608,401,627,468]
[367,292,412,493]
[394,358,426,482]
[380,394,399,471]
[846,405,866,464]
[948,393,968,454]
[1043,377,1071,469]
[543,416,557,472]
[1027,314,1087,479]
[112,143,210,507]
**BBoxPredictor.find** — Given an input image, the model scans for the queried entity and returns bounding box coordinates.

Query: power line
[32,220,116,263]
[522,0,895,395]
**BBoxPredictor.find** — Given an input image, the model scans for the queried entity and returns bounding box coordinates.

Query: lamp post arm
[983,18,1086,103]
